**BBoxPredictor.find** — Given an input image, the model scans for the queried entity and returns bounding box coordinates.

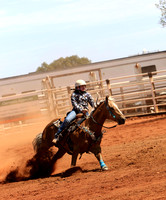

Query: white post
[148,72,158,113]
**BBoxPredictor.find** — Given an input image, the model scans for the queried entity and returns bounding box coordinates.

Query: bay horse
[33,96,126,171]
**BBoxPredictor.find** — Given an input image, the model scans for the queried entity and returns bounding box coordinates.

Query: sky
[0,0,166,78]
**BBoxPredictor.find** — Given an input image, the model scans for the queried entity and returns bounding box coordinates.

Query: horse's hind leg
[95,152,108,171]
[71,152,79,167]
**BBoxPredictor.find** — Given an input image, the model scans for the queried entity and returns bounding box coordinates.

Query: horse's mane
[91,96,115,115]
[94,100,104,110]
[94,96,114,109]
[90,99,105,116]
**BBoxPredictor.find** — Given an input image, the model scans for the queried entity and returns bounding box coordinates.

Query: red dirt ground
[0,114,166,200]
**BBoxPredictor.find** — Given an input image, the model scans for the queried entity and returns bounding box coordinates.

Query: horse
[33,95,126,172]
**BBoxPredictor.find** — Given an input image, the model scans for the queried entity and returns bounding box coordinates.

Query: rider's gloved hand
[82,109,88,115]
[82,109,90,119]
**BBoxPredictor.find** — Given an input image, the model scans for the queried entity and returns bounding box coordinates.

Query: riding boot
[52,119,70,144]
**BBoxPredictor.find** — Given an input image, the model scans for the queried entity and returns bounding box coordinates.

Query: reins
[89,100,118,129]
[90,114,117,129]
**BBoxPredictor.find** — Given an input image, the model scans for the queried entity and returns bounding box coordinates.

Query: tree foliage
[156,0,166,27]
[36,55,91,73]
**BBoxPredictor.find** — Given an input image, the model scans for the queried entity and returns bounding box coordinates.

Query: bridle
[89,100,117,129]
[104,101,116,119]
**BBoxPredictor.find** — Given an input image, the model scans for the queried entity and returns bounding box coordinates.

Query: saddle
[52,113,98,152]
[53,113,98,144]
[53,113,85,127]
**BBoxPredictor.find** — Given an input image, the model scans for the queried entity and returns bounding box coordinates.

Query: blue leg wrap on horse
[99,160,106,168]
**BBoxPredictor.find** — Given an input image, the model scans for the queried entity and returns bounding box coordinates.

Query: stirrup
[52,130,63,145]
[52,137,59,145]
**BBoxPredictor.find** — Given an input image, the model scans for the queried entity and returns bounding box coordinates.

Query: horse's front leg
[71,151,79,167]
[95,152,108,171]
[91,145,108,171]
[52,149,66,165]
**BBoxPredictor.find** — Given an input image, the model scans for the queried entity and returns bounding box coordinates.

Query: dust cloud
[0,121,56,183]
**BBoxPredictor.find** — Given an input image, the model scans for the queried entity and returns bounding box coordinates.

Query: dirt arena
[0,114,166,200]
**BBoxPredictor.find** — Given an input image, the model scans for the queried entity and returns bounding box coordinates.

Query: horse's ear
[105,95,109,104]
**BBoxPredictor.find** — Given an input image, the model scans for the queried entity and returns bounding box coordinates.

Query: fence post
[120,86,127,115]
[105,79,112,96]
[148,72,158,113]
[98,69,105,97]
[45,77,57,118]
[67,86,72,109]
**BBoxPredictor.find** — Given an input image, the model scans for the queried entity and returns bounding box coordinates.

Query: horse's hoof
[101,166,108,171]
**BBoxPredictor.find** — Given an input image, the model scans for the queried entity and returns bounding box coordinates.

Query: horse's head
[104,96,126,125]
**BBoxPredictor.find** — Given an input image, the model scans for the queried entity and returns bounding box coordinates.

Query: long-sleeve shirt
[71,90,94,113]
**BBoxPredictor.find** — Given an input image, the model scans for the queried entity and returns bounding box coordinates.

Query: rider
[52,79,95,144]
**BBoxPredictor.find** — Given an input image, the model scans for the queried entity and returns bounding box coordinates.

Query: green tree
[156,0,166,27]
[36,55,91,73]
[36,62,49,72]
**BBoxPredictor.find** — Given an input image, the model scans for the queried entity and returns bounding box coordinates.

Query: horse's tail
[32,132,44,153]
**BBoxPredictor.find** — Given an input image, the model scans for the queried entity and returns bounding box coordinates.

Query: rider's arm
[71,93,83,113]
[87,93,95,108]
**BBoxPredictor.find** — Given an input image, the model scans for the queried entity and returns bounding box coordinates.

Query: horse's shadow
[52,166,102,178]
[1,167,102,184]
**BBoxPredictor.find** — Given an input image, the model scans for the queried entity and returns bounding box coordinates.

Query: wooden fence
[42,69,166,118]
[106,70,166,116]
[0,90,50,130]
[0,69,166,130]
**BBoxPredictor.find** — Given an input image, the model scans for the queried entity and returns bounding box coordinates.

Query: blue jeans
[55,110,77,137]
[55,110,89,138]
